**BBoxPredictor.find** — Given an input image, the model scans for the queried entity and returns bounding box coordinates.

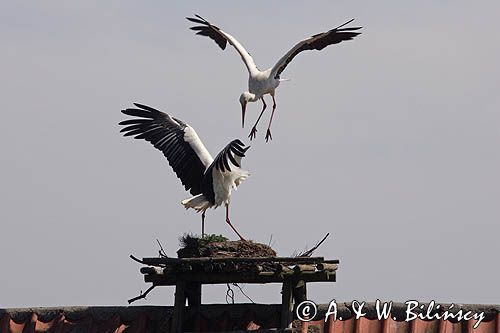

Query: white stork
[119,103,250,240]
[187,15,362,142]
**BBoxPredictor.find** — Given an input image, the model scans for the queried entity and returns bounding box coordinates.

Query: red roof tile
[0,303,499,333]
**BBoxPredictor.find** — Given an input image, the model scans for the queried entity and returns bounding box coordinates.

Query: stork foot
[265,129,273,142]
[248,126,258,141]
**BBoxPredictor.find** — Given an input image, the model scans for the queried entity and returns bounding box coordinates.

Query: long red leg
[265,95,277,142]
[248,98,267,140]
[201,211,206,238]
[225,204,246,241]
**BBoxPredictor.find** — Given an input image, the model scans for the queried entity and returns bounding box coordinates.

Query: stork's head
[239,92,253,128]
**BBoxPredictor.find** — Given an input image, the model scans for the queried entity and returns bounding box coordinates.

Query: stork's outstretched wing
[119,103,213,195]
[187,15,259,75]
[271,19,361,78]
[212,139,250,173]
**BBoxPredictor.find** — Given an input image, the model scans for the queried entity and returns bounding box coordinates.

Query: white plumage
[187,15,362,142]
[119,103,250,240]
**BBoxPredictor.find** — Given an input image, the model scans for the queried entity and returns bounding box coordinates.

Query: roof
[1,302,499,332]
[313,302,500,333]
[0,306,170,333]
[0,305,280,333]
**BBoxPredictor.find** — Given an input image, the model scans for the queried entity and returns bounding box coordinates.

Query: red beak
[241,102,246,128]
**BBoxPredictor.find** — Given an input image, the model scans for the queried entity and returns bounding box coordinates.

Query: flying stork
[187,15,362,142]
[119,103,250,240]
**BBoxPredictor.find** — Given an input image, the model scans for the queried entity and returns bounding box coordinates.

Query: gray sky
[1,1,499,308]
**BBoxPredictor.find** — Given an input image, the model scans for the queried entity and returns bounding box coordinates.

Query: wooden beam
[281,279,293,328]
[140,267,164,275]
[145,271,336,285]
[323,259,340,264]
[142,256,328,266]
[171,280,186,333]
[277,265,294,275]
[293,279,307,304]
[293,264,316,273]
[186,282,202,307]
[316,263,338,271]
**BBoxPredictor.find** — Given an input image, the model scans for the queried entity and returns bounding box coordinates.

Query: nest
[177,234,276,258]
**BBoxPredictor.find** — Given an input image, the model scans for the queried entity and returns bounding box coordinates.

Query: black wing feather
[118,119,150,126]
[119,103,208,196]
[186,16,207,25]
[227,152,239,168]
[186,15,228,50]
[274,20,362,78]
[200,139,249,204]
[211,139,250,173]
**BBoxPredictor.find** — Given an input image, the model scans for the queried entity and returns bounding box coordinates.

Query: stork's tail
[181,194,211,212]
[233,169,250,188]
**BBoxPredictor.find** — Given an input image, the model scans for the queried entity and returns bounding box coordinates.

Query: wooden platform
[137,256,339,333]
[141,256,338,284]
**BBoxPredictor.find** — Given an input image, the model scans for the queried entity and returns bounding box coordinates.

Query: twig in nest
[130,254,146,265]
[128,285,156,304]
[156,239,168,258]
[296,233,330,257]
[267,234,274,247]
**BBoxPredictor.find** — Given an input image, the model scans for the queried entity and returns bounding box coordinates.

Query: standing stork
[119,103,250,240]
[187,15,362,142]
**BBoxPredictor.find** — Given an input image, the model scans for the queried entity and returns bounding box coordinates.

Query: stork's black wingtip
[133,103,149,110]
[186,16,206,25]
[336,18,356,30]
[121,108,137,116]
[234,139,246,146]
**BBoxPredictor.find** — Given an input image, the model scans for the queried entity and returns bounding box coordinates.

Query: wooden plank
[145,271,336,285]
[316,263,338,271]
[277,265,294,275]
[203,262,214,272]
[253,264,264,273]
[293,264,316,273]
[185,282,202,307]
[171,280,186,333]
[139,267,164,275]
[293,280,307,304]
[281,279,293,328]
[323,259,340,264]
[142,256,328,266]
